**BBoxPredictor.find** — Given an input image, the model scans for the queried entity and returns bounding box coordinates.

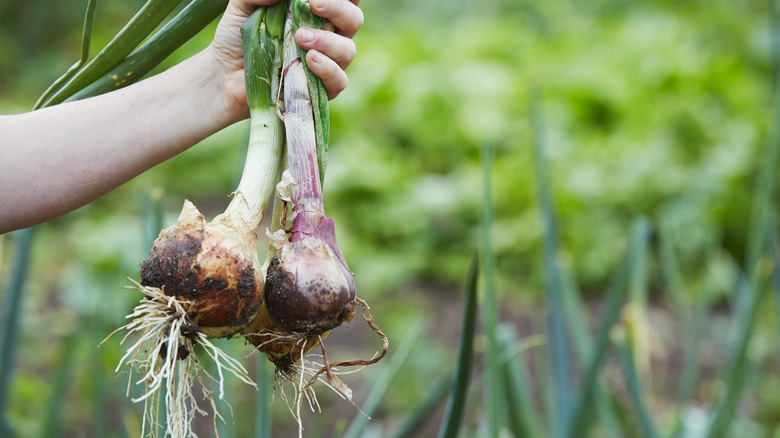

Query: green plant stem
[498,325,542,438]
[561,269,622,438]
[42,0,186,107]
[255,357,273,438]
[33,0,100,110]
[212,3,286,240]
[658,223,687,314]
[481,143,503,438]
[565,220,647,438]
[768,221,780,336]
[669,292,712,438]
[0,228,34,429]
[705,277,766,438]
[42,334,81,438]
[705,3,780,433]
[615,334,658,438]
[66,0,229,103]
[530,93,571,438]
[437,252,479,438]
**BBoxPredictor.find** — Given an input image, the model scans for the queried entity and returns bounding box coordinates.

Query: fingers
[221,0,361,100]
[305,50,348,100]
[227,0,280,17]
[309,0,364,38]
[295,28,356,70]
[300,0,364,99]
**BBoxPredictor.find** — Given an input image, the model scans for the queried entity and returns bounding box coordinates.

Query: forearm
[0,48,239,234]
[0,0,364,235]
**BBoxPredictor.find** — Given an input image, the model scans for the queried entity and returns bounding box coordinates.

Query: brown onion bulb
[139,200,264,338]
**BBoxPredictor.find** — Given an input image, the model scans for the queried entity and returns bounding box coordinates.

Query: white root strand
[102,280,257,438]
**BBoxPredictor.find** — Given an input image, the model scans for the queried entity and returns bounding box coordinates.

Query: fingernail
[298,28,315,43]
[311,0,327,9]
[309,50,323,64]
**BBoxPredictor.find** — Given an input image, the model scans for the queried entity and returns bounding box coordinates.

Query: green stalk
[565,220,648,438]
[42,0,186,107]
[768,220,780,336]
[212,3,286,241]
[498,325,542,438]
[140,188,166,252]
[255,357,274,438]
[669,290,712,438]
[481,143,503,438]
[662,225,714,438]
[42,334,81,438]
[615,334,658,438]
[561,268,622,438]
[66,0,229,103]
[437,252,479,438]
[625,216,651,387]
[704,2,780,433]
[705,277,764,438]
[33,0,100,110]
[0,228,34,433]
[658,223,687,314]
[530,93,570,437]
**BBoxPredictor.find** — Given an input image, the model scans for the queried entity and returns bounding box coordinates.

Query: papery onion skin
[243,303,327,371]
[139,200,264,338]
[264,237,356,335]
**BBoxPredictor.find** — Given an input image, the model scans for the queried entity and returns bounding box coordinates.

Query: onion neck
[281,25,326,243]
[213,105,284,245]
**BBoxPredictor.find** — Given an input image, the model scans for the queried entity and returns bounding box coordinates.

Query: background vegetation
[2,0,780,436]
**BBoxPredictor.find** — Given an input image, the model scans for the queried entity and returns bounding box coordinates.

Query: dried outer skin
[243,303,327,371]
[139,200,264,338]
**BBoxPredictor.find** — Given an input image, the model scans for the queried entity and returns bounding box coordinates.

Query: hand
[294,0,363,99]
[209,0,363,120]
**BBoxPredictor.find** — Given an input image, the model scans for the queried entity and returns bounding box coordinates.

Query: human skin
[0,0,363,234]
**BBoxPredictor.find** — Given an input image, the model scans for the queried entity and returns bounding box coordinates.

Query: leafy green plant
[0,228,33,437]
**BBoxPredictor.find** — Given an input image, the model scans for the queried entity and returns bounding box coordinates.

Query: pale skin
[0,0,363,235]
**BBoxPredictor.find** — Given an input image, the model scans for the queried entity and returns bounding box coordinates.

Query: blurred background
[2,0,780,436]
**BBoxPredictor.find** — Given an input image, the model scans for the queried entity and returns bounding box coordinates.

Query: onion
[241,15,387,434]
[242,11,357,366]
[138,200,265,338]
[104,6,286,436]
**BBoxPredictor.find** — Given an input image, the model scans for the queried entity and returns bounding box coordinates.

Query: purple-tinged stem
[281,38,326,242]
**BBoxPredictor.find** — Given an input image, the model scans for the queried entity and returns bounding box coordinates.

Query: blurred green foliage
[2,0,780,436]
